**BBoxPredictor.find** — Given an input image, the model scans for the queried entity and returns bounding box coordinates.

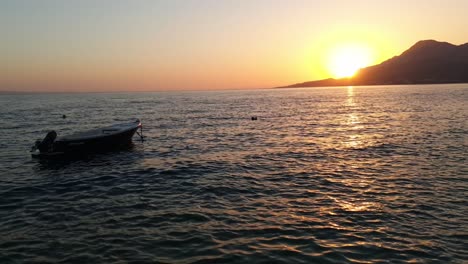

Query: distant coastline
[0,91,34,95]
[275,81,468,89]
[278,40,468,88]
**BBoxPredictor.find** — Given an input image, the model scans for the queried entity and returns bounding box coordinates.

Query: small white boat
[31,119,143,158]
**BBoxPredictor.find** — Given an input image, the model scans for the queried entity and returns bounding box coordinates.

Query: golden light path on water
[345,86,362,149]
[318,86,383,217]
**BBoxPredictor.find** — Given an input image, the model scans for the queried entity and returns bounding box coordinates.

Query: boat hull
[53,126,139,153]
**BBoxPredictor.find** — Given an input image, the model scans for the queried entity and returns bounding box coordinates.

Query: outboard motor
[35,130,57,153]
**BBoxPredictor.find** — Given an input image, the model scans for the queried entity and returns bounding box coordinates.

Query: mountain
[279,40,468,88]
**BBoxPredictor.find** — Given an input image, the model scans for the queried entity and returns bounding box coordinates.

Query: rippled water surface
[0,85,467,263]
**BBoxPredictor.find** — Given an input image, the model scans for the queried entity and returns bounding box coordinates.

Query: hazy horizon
[2,0,467,92]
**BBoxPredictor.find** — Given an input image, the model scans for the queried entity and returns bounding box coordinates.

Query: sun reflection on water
[315,86,386,217]
[344,86,364,149]
[347,86,354,105]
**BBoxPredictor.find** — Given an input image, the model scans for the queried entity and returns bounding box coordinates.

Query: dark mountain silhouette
[279,40,468,88]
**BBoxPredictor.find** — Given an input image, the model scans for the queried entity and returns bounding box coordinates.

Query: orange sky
[1,1,467,92]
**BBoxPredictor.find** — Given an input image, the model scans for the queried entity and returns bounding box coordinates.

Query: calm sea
[0,84,467,263]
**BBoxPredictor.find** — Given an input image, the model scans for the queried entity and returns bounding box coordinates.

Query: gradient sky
[1,0,467,92]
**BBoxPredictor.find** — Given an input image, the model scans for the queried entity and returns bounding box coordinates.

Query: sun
[327,44,373,78]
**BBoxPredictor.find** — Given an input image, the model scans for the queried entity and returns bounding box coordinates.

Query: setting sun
[327,44,374,78]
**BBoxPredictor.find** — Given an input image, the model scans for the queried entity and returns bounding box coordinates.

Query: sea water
[0,84,466,263]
